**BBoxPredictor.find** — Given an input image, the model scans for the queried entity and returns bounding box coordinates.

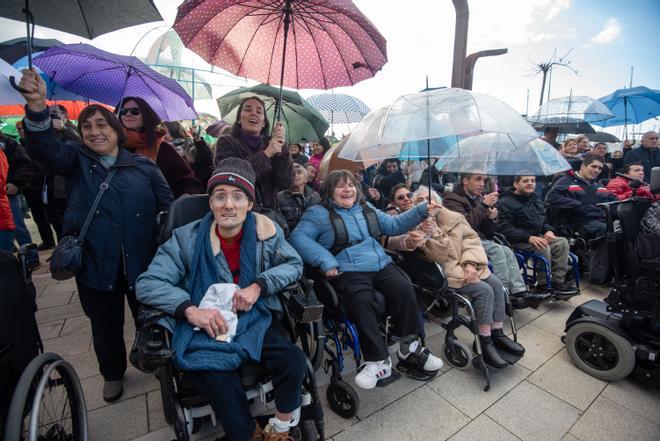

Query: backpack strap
[325,200,383,255]
[361,201,382,240]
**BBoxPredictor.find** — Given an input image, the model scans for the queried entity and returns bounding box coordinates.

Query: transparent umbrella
[339,88,569,177]
[528,95,614,124]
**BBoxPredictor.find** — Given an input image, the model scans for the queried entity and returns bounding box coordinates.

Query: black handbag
[49,169,117,281]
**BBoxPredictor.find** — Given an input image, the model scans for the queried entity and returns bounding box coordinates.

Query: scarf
[172,211,272,371]
[239,130,265,152]
[124,128,165,161]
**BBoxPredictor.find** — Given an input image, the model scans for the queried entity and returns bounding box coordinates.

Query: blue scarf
[172,211,272,371]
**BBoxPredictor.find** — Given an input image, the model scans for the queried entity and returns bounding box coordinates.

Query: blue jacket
[136,213,303,333]
[624,146,659,182]
[290,200,428,273]
[545,173,615,225]
[24,110,173,292]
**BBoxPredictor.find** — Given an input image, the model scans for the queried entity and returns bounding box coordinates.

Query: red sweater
[217,226,243,284]
[0,149,15,231]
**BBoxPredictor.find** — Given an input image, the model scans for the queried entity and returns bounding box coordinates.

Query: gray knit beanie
[207,158,257,200]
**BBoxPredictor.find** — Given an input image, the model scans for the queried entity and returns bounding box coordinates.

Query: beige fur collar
[209,212,277,256]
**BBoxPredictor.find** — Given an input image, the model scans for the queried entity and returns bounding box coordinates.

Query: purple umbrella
[34,44,197,121]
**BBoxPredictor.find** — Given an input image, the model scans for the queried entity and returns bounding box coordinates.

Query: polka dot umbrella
[173,0,387,120]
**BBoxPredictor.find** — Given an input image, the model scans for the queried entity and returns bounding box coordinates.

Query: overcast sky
[1,0,658,137]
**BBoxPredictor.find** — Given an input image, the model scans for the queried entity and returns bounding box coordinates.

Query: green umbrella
[217,84,329,144]
[0,116,21,139]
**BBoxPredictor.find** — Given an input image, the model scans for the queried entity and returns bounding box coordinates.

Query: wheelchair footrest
[498,350,524,366]
[376,369,401,387]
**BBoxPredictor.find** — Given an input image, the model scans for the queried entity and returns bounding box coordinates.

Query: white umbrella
[0,59,25,105]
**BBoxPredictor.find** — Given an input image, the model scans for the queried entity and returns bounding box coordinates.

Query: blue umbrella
[34,44,197,121]
[598,86,660,136]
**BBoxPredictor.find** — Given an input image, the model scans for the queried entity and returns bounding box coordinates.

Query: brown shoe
[259,424,293,441]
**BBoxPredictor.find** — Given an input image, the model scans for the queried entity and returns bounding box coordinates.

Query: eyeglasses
[211,192,249,205]
[119,108,141,117]
[396,192,413,201]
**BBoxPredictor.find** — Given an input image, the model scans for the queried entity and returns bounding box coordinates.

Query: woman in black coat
[214,96,292,210]
[19,70,174,403]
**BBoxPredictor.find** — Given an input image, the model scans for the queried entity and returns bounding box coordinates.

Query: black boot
[491,328,525,356]
[478,335,508,368]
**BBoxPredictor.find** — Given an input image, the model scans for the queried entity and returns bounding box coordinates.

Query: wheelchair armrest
[278,281,324,324]
[384,248,403,263]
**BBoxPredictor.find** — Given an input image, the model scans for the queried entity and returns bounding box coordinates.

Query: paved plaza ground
[31,253,660,441]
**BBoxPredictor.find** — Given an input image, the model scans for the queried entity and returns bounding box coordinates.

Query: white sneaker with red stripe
[355,357,392,390]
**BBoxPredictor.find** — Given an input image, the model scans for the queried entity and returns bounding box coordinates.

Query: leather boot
[478,335,508,368]
[491,328,525,356]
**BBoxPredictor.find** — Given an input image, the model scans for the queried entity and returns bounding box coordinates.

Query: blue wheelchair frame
[514,249,581,290]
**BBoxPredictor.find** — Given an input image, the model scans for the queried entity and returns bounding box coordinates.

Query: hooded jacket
[24,108,174,292]
[497,188,554,244]
[420,207,491,289]
[136,213,302,333]
[290,200,428,273]
[442,182,497,240]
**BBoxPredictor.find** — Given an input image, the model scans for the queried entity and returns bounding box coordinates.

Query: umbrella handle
[9,76,29,94]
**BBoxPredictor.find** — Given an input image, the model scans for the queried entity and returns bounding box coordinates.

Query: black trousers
[330,263,421,361]
[188,327,306,441]
[24,190,55,246]
[77,272,140,381]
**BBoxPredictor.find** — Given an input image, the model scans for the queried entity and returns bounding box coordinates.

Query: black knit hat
[207,158,256,201]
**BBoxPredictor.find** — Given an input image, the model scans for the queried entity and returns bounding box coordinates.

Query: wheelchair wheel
[326,380,359,419]
[297,419,319,441]
[158,362,176,425]
[299,321,324,373]
[419,294,452,319]
[4,352,87,441]
[173,400,190,441]
[442,340,472,370]
[565,322,636,381]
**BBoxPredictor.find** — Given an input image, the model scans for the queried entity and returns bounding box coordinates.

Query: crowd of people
[0,69,658,441]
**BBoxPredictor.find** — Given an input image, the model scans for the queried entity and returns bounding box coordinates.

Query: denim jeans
[9,195,39,264]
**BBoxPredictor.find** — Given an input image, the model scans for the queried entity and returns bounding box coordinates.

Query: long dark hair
[321,170,364,205]
[162,121,187,140]
[230,96,270,138]
[117,96,161,148]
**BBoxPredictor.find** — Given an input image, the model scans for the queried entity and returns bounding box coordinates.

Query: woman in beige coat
[410,186,525,368]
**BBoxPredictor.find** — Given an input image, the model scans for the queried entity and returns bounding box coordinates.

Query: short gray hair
[413,185,442,204]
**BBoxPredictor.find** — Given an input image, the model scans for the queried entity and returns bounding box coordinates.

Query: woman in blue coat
[18,70,174,403]
[290,170,444,390]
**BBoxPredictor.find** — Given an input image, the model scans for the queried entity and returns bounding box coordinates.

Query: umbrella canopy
[34,44,197,121]
[0,59,25,105]
[318,138,364,181]
[0,1,162,40]
[598,86,660,127]
[339,88,571,176]
[589,131,621,143]
[0,116,21,139]
[0,37,64,64]
[307,93,371,124]
[530,121,596,135]
[173,0,387,90]
[218,84,328,143]
[528,95,614,125]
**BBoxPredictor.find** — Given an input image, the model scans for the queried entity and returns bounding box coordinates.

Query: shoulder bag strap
[78,168,118,242]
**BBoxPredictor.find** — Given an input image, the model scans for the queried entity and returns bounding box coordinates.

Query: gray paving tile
[42,326,92,358]
[82,368,160,411]
[527,302,576,337]
[515,325,564,371]
[428,363,530,418]
[333,386,469,441]
[65,350,101,379]
[570,396,660,441]
[562,435,580,441]
[87,395,149,441]
[486,381,580,441]
[316,384,360,438]
[39,319,65,340]
[511,303,551,330]
[147,390,169,433]
[36,291,74,309]
[35,302,85,323]
[601,378,660,422]
[352,370,430,419]
[448,414,519,441]
[528,349,606,411]
[40,281,77,297]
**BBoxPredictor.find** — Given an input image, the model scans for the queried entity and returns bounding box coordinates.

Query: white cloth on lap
[197,283,240,342]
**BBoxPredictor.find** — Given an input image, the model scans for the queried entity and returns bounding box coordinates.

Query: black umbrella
[589,131,621,143]
[530,121,596,135]
[0,37,64,64]
[0,0,162,89]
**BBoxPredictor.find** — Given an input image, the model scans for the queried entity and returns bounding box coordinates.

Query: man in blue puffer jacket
[290,170,444,390]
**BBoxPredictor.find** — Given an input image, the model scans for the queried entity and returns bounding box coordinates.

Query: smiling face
[385,161,398,174]
[563,140,578,156]
[579,159,604,182]
[238,98,266,136]
[592,143,607,157]
[312,143,324,155]
[332,177,358,208]
[119,100,143,131]
[393,187,413,211]
[79,111,120,157]
[513,176,536,195]
[209,184,253,236]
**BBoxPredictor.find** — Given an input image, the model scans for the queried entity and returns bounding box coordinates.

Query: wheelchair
[396,251,523,392]
[513,248,581,296]
[1,245,88,441]
[131,195,326,441]
[563,168,660,386]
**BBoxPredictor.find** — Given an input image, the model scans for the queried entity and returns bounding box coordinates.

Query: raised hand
[18,69,48,112]
[265,121,286,157]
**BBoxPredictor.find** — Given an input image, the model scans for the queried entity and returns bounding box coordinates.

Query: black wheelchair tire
[158,362,176,425]
[4,352,87,441]
[299,321,324,372]
[442,340,472,370]
[565,322,636,381]
[298,419,319,441]
[173,400,190,441]
[326,380,359,419]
